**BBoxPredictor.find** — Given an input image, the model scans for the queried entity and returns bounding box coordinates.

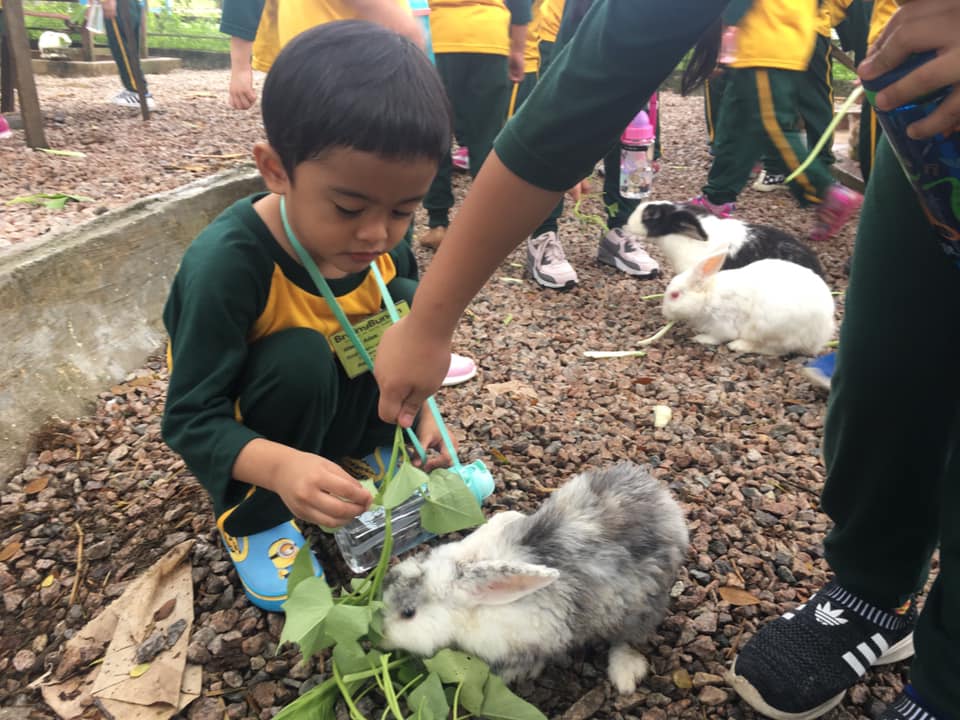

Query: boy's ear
[254,141,291,195]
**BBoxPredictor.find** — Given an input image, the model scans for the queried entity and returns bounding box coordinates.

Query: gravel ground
[1,69,920,720]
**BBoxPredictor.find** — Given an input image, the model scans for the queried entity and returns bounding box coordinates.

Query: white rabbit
[661,247,835,356]
[380,463,688,695]
[627,201,824,277]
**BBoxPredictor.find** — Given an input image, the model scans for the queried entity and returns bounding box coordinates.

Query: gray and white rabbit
[662,246,835,356]
[380,463,688,695]
[627,200,824,277]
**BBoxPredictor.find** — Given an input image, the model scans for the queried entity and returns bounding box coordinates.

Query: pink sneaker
[810,184,863,242]
[0,115,12,140]
[689,194,736,218]
[452,146,470,172]
[442,352,477,387]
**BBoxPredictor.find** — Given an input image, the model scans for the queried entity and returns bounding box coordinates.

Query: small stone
[848,684,870,705]
[13,650,37,673]
[136,629,168,664]
[32,634,48,653]
[640,710,667,720]
[4,590,25,613]
[776,566,797,584]
[688,569,711,585]
[187,643,211,665]
[698,686,729,705]
[692,672,724,688]
[226,703,248,720]
[249,681,278,709]
[242,634,267,657]
[249,656,266,671]
[209,609,240,634]
[692,611,718,634]
[187,696,226,720]
[755,511,779,527]
[86,540,113,561]
[222,670,244,689]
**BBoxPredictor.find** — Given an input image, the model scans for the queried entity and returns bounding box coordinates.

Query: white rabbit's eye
[669,290,680,300]
[401,608,416,619]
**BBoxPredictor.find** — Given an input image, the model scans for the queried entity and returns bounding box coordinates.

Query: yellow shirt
[868,0,898,46]
[522,0,546,73]
[431,0,515,55]
[276,0,412,50]
[251,0,279,72]
[815,0,853,37]
[730,0,818,71]
[537,0,564,43]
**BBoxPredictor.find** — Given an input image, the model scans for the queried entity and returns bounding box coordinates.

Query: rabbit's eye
[669,291,680,300]
[400,608,417,619]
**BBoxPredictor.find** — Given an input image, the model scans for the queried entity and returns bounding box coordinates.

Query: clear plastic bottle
[620,109,656,200]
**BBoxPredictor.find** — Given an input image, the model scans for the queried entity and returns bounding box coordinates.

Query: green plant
[277,426,545,720]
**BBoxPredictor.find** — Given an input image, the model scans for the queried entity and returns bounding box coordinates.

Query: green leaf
[406,671,449,720]
[420,470,485,535]
[37,148,86,158]
[286,540,317,597]
[323,604,372,645]
[332,639,372,676]
[271,676,339,720]
[479,674,548,720]
[280,576,334,658]
[377,463,428,509]
[423,650,490,714]
[44,196,69,210]
[7,192,93,208]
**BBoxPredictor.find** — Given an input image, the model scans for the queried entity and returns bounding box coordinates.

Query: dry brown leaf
[153,598,176,622]
[718,586,761,606]
[488,448,510,465]
[24,476,50,494]
[636,377,655,385]
[0,540,22,562]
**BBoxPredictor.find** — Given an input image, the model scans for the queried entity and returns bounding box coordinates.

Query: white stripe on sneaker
[872,632,889,655]
[842,651,867,676]
[857,641,877,664]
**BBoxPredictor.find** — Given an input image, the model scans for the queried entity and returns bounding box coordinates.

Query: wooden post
[140,0,148,59]
[81,24,94,62]
[1,0,47,147]
[1,10,15,113]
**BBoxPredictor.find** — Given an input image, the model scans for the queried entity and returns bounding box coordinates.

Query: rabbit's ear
[455,560,559,605]
[690,246,728,286]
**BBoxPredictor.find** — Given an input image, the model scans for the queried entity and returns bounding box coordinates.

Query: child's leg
[822,140,960,714]
[858,98,882,183]
[799,34,836,166]
[453,52,510,178]
[104,0,147,94]
[701,68,770,205]
[704,73,726,152]
[423,53,458,230]
[219,327,381,536]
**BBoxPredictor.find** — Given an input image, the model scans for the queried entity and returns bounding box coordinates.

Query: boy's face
[258,145,438,277]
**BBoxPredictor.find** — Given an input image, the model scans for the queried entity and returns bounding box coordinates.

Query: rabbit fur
[661,248,835,356]
[627,200,824,277]
[380,462,688,695]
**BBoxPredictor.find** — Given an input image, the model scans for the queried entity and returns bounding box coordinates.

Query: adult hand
[858,0,960,139]
[102,0,117,21]
[374,316,451,428]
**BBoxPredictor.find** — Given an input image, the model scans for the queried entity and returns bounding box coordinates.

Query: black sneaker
[728,581,916,720]
[879,688,945,720]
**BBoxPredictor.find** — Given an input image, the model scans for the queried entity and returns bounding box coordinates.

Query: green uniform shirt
[495,0,728,192]
[161,194,417,502]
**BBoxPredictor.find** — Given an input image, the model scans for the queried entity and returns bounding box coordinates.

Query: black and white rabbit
[380,463,688,694]
[627,201,824,277]
[662,246,835,356]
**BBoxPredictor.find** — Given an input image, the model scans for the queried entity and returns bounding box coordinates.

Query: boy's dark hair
[262,21,452,179]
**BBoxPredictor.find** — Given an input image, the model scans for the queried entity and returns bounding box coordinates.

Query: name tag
[329,301,410,378]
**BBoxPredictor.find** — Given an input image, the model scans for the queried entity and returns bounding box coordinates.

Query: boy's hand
[508,50,525,83]
[270,452,373,527]
[375,317,451,428]
[413,409,456,471]
[102,0,117,20]
[229,68,256,110]
[858,0,960,139]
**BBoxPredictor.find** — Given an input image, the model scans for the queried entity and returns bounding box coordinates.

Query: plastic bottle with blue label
[408,0,435,64]
[862,50,960,258]
[620,107,656,200]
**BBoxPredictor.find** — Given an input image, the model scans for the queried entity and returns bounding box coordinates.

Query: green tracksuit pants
[822,138,960,716]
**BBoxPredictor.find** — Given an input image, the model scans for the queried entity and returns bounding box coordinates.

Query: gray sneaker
[597,227,660,278]
[111,89,156,110]
[527,231,578,290]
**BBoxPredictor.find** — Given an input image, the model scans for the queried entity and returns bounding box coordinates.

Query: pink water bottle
[619,109,656,200]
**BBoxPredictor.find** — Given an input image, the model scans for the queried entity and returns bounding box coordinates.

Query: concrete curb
[0,165,264,484]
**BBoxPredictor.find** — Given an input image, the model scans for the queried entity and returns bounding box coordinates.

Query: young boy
[161,21,453,612]
[372,0,960,717]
